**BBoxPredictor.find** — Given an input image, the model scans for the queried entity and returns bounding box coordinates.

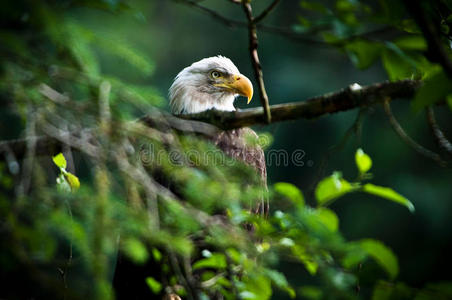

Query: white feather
[169,56,241,114]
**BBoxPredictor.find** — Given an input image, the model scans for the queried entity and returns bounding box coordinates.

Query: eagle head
[169,56,253,114]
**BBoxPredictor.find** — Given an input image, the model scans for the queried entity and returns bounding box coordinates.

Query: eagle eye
[210,71,221,79]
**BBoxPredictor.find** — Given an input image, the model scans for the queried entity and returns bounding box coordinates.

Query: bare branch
[181,80,421,129]
[177,0,399,47]
[254,0,281,24]
[383,100,447,166]
[426,107,452,158]
[178,0,246,28]
[242,2,272,123]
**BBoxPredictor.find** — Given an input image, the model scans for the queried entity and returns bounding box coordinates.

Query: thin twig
[426,107,452,158]
[383,100,446,166]
[168,252,196,300]
[225,252,240,299]
[178,0,398,46]
[17,105,37,198]
[309,107,367,198]
[242,2,272,123]
[254,0,281,24]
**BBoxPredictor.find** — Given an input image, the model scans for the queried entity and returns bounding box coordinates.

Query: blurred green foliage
[1,0,452,300]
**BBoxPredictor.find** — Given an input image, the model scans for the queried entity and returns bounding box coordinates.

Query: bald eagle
[169,56,268,215]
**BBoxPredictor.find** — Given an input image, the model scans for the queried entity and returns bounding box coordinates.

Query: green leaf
[341,245,367,269]
[52,153,67,169]
[363,183,415,212]
[193,253,227,270]
[345,40,383,69]
[300,1,329,14]
[447,94,452,111]
[274,182,305,207]
[265,269,296,298]
[316,208,339,232]
[371,280,393,300]
[412,69,452,111]
[152,248,162,262]
[394,35,427,51]
[65,172,80,190]
[315,172,355,205]
[146,277,162,294]
[355,148,372,174]
[240,274,272,300]
[299,286,323,300]
[382,48,415,81]
[360,239,399,280]
[292,245,318,275]
[123,238,149,264]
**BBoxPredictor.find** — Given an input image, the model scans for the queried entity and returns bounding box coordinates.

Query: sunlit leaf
[360,239,399,280]
[52,153,67,169]
[146,277,162,294]
[355,148,372,174]
[363,183,415,212]
[65,172,80,190]
[316,208,339,232]
[152,248,162,262]
[315,172,355,205]
[123,238,149,264]
[274,182,305,207]
[193,253,227,270]
[292,245,318,275]
[240,274,272,300]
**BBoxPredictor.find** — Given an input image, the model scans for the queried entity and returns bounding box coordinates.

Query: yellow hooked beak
[215,74,254,104]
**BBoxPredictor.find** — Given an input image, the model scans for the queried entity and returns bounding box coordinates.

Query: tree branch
[177,0,400,47]
[0,80,421,160]
[254,0,281,24]
[242,2,272,123]
[181,79,421,129]
[426,107,452,158]
[383,100,446,166]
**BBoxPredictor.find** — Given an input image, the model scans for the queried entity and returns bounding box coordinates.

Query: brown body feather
[213,128,268,216]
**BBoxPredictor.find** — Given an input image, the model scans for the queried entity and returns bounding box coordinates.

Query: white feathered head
[169,56,253,114]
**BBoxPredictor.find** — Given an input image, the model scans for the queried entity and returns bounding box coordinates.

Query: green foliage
[146,277,162,294]
[298,0,452,113]
[363,184,415,212]
[1,1,449,299]
[315,149,414,212]
[53,153,80,191]
[355,148,372,175]
[412,69,452,111]
[274,182,305,207]
[359,239,399,280]
[315,172,355,205]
